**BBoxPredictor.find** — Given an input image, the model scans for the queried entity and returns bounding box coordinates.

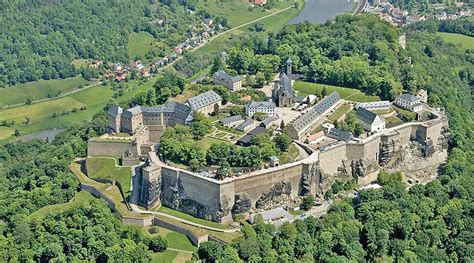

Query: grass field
[0,77,89,107]
[128,31,156,61]
[279,143,300,164]
[30,191,97,221]
[293,81,381,102]
[197,136,232,151]
[328,103,352,122]
[0,76,157,143]
[197,0,293,28]
[190,0,301,60]
[157,206,231,230]
[71,58,90,68]
[85,157,132,199]
[437,32,474,50]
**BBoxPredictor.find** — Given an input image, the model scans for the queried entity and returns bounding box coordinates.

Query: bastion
[87,106,449,223]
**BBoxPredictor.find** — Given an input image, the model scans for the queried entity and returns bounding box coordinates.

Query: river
[290,0,356,24]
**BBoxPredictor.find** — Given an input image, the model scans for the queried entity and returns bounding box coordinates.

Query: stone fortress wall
[89,107,449,223]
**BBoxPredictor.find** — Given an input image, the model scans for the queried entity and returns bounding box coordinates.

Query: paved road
[159,5,294,72]
[353,0,368,15]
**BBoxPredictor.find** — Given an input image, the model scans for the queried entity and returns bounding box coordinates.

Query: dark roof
[248,126,266,136]
[187,90,222,111]
[294,96,306,103]
[123,106,142,117]
[236,135,252,146]
[356,107,378,125]
[261,116,277,127]
[236,119,253,130]
[220,115,243,125]
[247,101,276,110]
[328,128,354,141]
[213,70,241,83]
[279,73,292,94]
[399,94,419,103]
[290,91,341,133]
[108,105,123,116]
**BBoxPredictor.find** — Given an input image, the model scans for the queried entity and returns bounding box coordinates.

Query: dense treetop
[0,0,203,86]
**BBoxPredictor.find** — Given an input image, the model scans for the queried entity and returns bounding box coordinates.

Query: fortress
[88,98,450,224]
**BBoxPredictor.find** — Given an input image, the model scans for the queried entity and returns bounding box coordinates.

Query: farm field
[437,32,474,50]
[0,77,89,107]
[294,81,381,102]
[85,157,132,199]
[128,31,157,61]
[197,0,293,28]
[0,77,157,143]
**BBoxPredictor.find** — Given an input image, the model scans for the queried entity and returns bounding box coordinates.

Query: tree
[280,120,285,130]
[274,133,291,152]
[211,56,226,74]
[14,129,20,137]
[229,106,243,116]
[213,103,220,116]
[198,241,224,262]
[301,195,314,210]
[148,236,168,252]
[190,112,212,139]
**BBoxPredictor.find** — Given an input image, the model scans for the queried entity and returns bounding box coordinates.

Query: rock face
[255,181,292,209]
[351,160,365,178]
[379,141,395,165]
[232,194,252,215]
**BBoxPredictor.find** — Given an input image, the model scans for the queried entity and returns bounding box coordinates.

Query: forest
[0,0,204,86]
[0,10,473,262]
[195,15,474,262]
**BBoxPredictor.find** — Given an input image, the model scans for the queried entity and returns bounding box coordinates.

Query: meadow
[437,32,474,50]
[128,31,157,60]
[0,77,89,107]
[293,81,381,102]
[85,157,132,199]
[0,77,157,143]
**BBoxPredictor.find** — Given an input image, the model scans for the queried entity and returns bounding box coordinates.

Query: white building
[220,115,244,128]
[356,101,392,111]
[394,94,423,112]
[186,90,222,115]
[245,101,276,117]
[213,70,242,91]
[356,107,385,133]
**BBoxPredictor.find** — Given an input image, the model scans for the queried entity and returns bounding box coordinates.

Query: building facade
[213,70,242,91]
[355,107,385,133]
[245,101,276,117]
[186,90,222,115]
[272,73,294,107]
[395,94,423,112]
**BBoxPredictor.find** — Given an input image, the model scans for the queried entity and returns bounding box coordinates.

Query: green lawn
[144,226,197,252]
[293,81,381,102]
[279,143,300,164]
[198,136,232,151]
[71,58,90,68]
[197,0,292,28]
[128,31,156,61]
[0,77,89,107]
[30,191,97,221]
[85,157,132,199]
[157,206,231,230]
[151,250,180,263]
[328,103,352,122]
[437,32,474,50]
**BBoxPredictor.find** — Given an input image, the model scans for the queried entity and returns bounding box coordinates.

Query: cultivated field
[293,81,381,102]
[437,32,474,50]
[0,77,157,143]
[0,77,89,107]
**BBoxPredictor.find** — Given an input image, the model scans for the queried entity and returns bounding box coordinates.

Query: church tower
[286,57,292,77]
